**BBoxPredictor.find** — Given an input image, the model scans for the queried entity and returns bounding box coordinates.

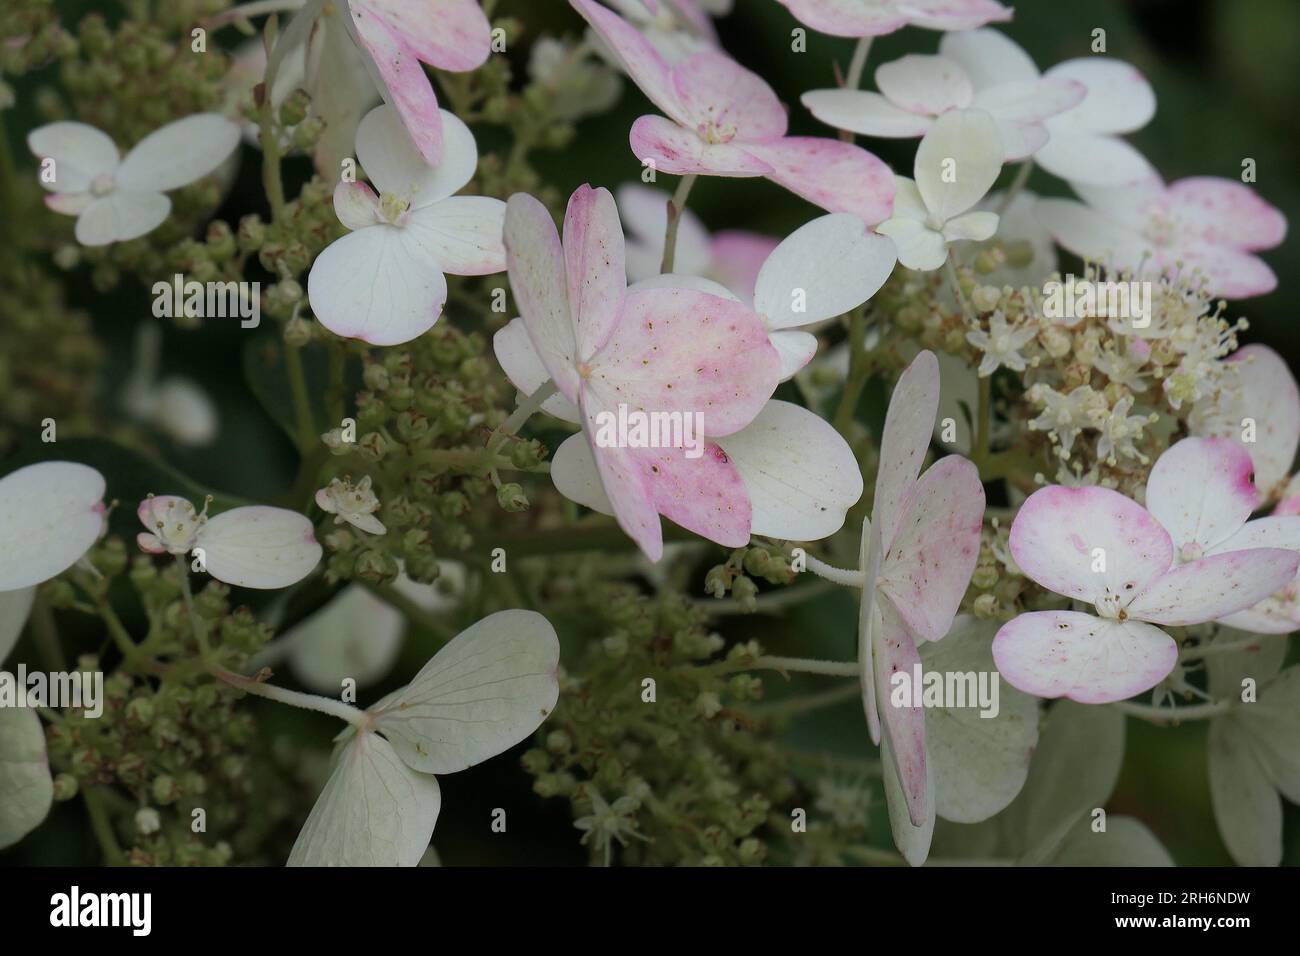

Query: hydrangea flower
[1189,344,1300,500]
[1204,634,1300,867]
[315,475,386,535]
[617,183,778,299]
[965,310,1036,376]
[595,0,723,62]
[0,462,106,665]
[288,609,559,866]
[493,184,783,560]
[136,495,322,590]
[992,483,1299,705]
[776,0,1011,38]
[1146,437,1300,634]
[1038,176,1287,299]
[804,351,983,864]
[307,104,506,346]
[803,31,1085,160]
[28,114,241,246]
[877,109,1003,270]
[332,0,492,167]
[572,0,895,224]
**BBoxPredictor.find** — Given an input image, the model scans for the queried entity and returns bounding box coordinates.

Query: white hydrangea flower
[877,110,1003,271]
[1027,383,1105,459]
[965,310,1036,376]
[28,114,241,246]
[1091,394,1156,465]
[315,475,386,536]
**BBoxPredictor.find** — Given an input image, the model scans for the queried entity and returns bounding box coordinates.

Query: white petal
[333,181,380,230]
[491,318,583,423]
[0,706,53,850]
[1006,699,1124,858]
[1128,549,1299,626]
[1046,816,1173,866]
[1208,716,1281,866]
[287,731,440,867]
[801,88,933,138]
[405,196,507,275]
[768,329,819,380]
[117,113,241,192]
[753,213,896,329]
[938,28,1039,90]
[914,109,1003,222]
[196,506,322,589]
[714,400,863,541]
[875,54,972,115]
[75,192,171,246]
[285,586,404,694]
[1034,130,1156,187]
[0,587,36,666]
[307,226,448,346]
[1044,58,1155,135]
[881,732,934,867]
[550,432,614,514]
[27,121,120,193]
[356,105,477,206]
[872,350,940,551]
[922,616,1038,823]
[0,462,105,591]
[1035,195,1152,267]
[1145,437,1256,555]
[877,217,948,271]
[150,377,219,446]
[942,210,998,242]
[369,609,560,774]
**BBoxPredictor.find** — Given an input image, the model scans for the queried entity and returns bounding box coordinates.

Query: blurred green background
[3,0,1298,865]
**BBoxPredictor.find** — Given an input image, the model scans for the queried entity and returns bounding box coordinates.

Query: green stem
[844,36,873,89]
[659,174,698,274]
[1112,698,1232,724]
[175,555,210,657]
[996,159,1033,217]
[212,666,369,726]
[739,655,860,678]
[833,307,869,434]
[362,581,456,642]
[693,578,837,616]
[1180,632,1282,661]
[753,682,860,718]
[31,596,67,672]
[488,379,558,453]
[83,788,126,866]
[973,373,992,473]
[284,341,316,452]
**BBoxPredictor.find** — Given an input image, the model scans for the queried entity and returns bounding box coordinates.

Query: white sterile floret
[28,113,241,246]
[315,475,386,535]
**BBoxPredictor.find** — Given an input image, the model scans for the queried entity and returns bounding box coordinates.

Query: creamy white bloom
[315,476,385,535]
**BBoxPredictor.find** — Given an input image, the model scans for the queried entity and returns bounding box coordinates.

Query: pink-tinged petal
[875,54,972,115]
[580,401,663,560]
[491,319,583,423]
[714,399,863,541]
[1008,485,1174,604]
[753,213,897,329]
[776,0,909,37]
[670,51,786,141]
[75,192,171,246]
[0,462,105,591]
[880,730,935,867]
[1173,244,1278,300]
[974,77,1086,125]
[405,196,506,275]
[196,506,322,589]
[879,455,984,642]
[873,598,927,826]
[801,88,934,139]
[333,181,380,229]
[571,0,688,122]
[353,0,491,73]
[1145,437,1257,555]
[44,192,91,216]
[1044,58,1155,136]
[1034,131,1156,187]
[347,5,443,166]
[550,432,614,514]
[630,115,771,176]
[27,122,120,193]
[1216,591,1300,635]
[503,192,581,402]
[1167,177,1286,252]
[355,105,476,205]
[859,522,882,745]
[1193,345,1300,499]
[872,350,940,553]
[633,443,752,548]
[898,0,1012,32]
[563,185,627,358]
[307,226,448,345]
[136,532,166,554]
[1214,515,1300,556]
[116,113,240,192]
[1129,548,1300,626]
[586,286,779,437]
[938,27,1039,89]
[1035,196,1153,268]
[743,136,895,225]
[708,230,779,302]
[993,611,1177,703]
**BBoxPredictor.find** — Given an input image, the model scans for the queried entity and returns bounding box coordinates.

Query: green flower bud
[363,361,390,392]
[292,117,326,150]
[279,88,311,127]
[52,773,79,801]
[354,549,399,586]
[731,575,758,610]
[497,482,529,512]
[125,696,155,728]
[152,774,180,805]
[704,565,729,599]
[237,214,266,251]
